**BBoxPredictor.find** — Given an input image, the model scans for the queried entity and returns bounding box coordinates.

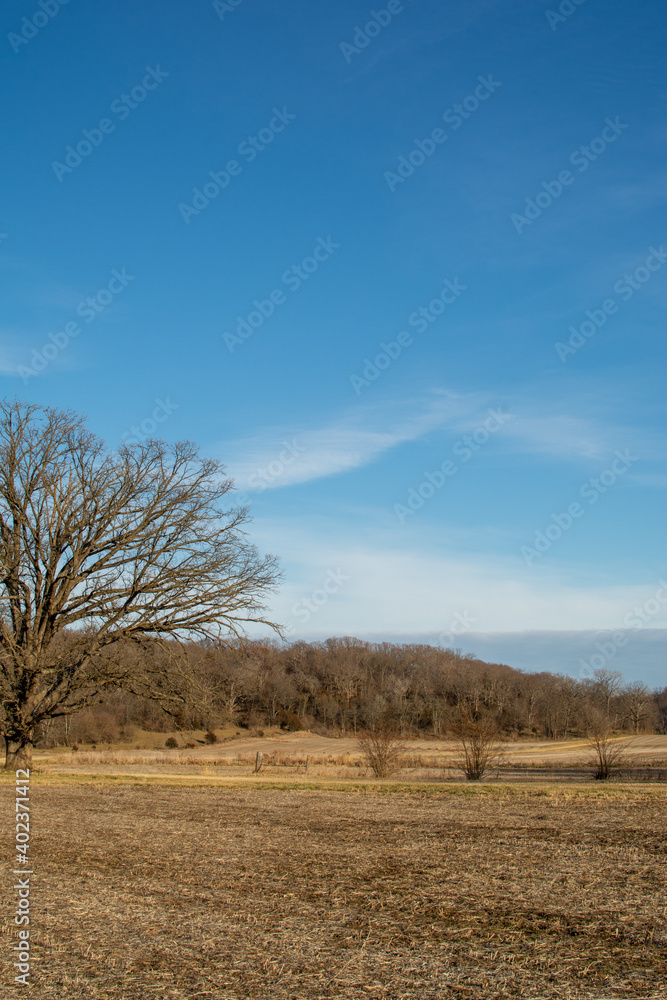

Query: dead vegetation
[451,710,505,780]
[586,720,636,779]
[31,734,667,784]
[1,781,665,999]
[356,721,406,777]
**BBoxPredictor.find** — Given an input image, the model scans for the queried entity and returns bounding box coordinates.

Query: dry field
[34,731,667,767]
[30,732,667,784]
[2,777,666,999]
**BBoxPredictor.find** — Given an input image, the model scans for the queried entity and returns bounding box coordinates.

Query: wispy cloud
[222,387,638,492]
[223,392,485,490]
[248,516,667,635]
[500,413,610,461]
[0,334,29,377]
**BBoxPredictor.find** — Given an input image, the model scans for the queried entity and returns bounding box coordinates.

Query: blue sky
[1,0,666,684]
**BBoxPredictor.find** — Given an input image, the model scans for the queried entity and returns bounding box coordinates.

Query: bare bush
[586,719,634,779]
[452,711,504,781]
[356,721,406,778]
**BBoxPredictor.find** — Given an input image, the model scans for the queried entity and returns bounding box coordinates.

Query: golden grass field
[24,731,667,782]
[2,773,666,999]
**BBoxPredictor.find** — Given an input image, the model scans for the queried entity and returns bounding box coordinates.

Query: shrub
[587,720,633,779]
[356,721,406,778]
[452,710,503,781]
[280,712,303,731]
[165,737,178,749]
[204,730,218,745]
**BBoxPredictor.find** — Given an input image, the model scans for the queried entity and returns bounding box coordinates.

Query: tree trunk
[4,739,32,771]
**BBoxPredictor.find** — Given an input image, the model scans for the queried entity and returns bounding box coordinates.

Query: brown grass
[1,781,665,998]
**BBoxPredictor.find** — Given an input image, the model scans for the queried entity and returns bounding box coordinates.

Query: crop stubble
[1,782,665,999]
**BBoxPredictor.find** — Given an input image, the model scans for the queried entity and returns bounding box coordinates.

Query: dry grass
[1,781,666,999]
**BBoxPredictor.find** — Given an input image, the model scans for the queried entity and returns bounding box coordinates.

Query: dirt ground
[1,779,666,999]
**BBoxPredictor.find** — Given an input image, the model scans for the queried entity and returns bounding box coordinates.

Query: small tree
[356,720,405,778]
[452,710,503,781]
[586,718,633,779]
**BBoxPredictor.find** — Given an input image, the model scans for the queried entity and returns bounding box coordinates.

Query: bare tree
[655,686,667,735]
[620,681,652,734]
[451,710,504,781]
[591,668,624,717]
[356,719,406,778]
[0,400,281,769]
[586,716,633,780]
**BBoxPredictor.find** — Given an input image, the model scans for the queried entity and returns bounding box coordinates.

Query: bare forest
[39,636,666,748]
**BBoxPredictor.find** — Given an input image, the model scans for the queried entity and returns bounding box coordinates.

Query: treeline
[40,637,667,746]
